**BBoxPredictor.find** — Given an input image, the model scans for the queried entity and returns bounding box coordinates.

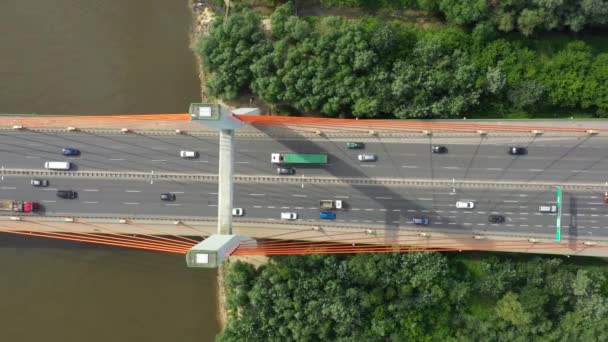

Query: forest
[198,2,608,119]
[217,253,608,341]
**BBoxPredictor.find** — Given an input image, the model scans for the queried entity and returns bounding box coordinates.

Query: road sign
[556,186,562,242]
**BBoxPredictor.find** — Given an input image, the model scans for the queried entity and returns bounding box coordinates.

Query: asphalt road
[1,177,606,239]
[1,131,608,183]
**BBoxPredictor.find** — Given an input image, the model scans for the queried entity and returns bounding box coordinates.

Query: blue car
[320,211,336,220]
[62,148,80,156]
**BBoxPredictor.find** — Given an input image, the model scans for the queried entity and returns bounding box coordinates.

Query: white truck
[320,200,343,210]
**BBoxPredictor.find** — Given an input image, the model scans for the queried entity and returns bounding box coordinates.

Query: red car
[604,193,608,203]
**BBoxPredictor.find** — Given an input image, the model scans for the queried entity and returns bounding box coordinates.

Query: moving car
[346,142,364,149]
[431,146,448,154]
[320,211,336,220]
[539,205,557,213]
[281,212,298,220]
[488,215,505,223]
[277,167,295,175]
[56,190,77,199]
[179,150,198,158]
[508,146,527,155]
[357,154,377,162]
[604,192,608,204]
[45,161,72,170]
[62,148,80,156]
[413,217,429,225]
[456,201,475,209]
[160,193,176,201]
[31,179,49,187]
[232,208,244,216]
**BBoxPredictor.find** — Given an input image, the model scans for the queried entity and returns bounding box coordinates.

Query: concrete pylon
[217,129,234,234]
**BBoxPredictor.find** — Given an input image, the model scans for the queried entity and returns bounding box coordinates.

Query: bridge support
[218,129,234,235]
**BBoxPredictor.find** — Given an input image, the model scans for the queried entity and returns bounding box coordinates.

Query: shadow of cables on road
[252,124,483,247]
[567,194,578,250]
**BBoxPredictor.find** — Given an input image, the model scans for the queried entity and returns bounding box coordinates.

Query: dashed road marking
[250,193,265,196]
[0,187,16,190]
[125,190,140,193]
[292,194,307,197]
[83,201,99,204]
[443,166,460,169]
[123,202,139,205]
[83,189,99,192]
[151,160,166,162]
[401,165,418,168]
[42,200,56,203]
[375,196,392,200]
[109,158,125,161]
[418,198,433,201]
[253,205,262,208]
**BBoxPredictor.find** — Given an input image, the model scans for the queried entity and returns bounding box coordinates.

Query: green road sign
[556,187,562,242]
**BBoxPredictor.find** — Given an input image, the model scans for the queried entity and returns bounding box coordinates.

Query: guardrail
[0,168,606,191]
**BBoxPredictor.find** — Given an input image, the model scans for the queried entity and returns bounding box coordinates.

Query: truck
[271,153,328,164]
[0,200,38,212]
[320,200,343,210]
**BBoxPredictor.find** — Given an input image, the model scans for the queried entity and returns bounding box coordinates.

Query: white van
[44,161,72,170]
[180,150,198,158]
[539,205,557,213]
[281,212,298,220]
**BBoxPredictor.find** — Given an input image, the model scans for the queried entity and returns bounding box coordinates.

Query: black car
[508,146,527,155]
[160,193,176,201]
[488,215,505,223]
[62,148,81,156]
[432,146,448,154]
[277,167,295,175]
[57,190,77,199]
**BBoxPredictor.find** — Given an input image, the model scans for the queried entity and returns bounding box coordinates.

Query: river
[0,1,218,341]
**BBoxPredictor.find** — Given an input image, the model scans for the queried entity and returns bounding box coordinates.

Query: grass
[469,108,597,120]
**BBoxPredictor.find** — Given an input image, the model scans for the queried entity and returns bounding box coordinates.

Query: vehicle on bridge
[160,193,176,201]
[0,200,38,212]
[413,217,429,225]
[346,142,364,149]
[30,179,49,187]
[488,215,505,223]
[56,190,77,199]
[281,212,298,220]
[320,211,336,220]
[604,192,608,203]
[45,161,72,170]
[508,146,527,155]
[539,205,557,213]
[180,150,198,158]
[320,200,343,210]
[456,201,475,209]
[62,148,80,156]
[232,208,244,216]
[357,154,377,162]
[271,153,328,164]
[432,146,448,154]
[277,167,296,175]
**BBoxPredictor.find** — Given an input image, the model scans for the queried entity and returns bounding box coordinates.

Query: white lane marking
[164,203,182,206]
[463,223,472,226]
[418,198,433,201]
[520,224,529,227]
[253,206,262,208]
[236,161,249,164]
[27,143,41,146]
[125,190,140,193]
[375,196,392,200]
[172,192,185,194]
[376,220,384,223]
[335,196,349,199]
[307,207,316,210]
[421,210,430,213]
[519,194,528,197]
[25,156,40,159]
[365,208,374,211]
[477,211,486,214]
[443,166,460,169]
[0,187,16,189]
[208,193,218,195]
[592,226,600,229]
[83,189,99,192]
[194,160,209,163]
[400,153,417,156]
[535,225,543,227]
[379,209,387,211]
[42,200,56,203]
[249,193,265,196]
[360,165,376,167]
[521,213,528,215]
[587,202,603,205]
[350,220,359,222]
[83,201,99,204]
[351,208,361,211]
[150,147,168,150]
[208,204,217,207]
[477,223,485,226]
[292,194,307,197]
[486,168,501,171]
[295,206,303,209]
[448,222,456,225]
[505,212,513,214]
[407,209,415,212]
[281,206,289,209]
[123,202,140,205]
[42,188,58,191]
[364,220,372,223]
[401,165,419,168]
[528,169,543,172]
[109,158,125,161]
[435,210,443,213]
[267,206,276,209]
[591,214,599,217]
[151,160,166,162]
[392,209,401,212]
[392,220,400,223]
[503,200,518,203]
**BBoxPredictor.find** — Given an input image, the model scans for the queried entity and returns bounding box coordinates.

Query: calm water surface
[0,1,216,341]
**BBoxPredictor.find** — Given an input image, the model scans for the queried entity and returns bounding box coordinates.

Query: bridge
[1,107,608,266]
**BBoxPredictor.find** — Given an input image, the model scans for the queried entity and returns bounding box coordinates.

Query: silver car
[358,154,377,162]
[456,201,475,209]
[31,179,49,187]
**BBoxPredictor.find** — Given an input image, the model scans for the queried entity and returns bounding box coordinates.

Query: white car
[179,150,198,158]
[456,201,475,209]
[358,154,377,162]
[280,212,298,220]
[232,208,244,216]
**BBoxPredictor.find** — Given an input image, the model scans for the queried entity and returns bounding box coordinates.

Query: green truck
[271,153,328,164]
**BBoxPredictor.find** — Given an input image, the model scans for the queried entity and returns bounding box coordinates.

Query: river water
[0,1,218,341]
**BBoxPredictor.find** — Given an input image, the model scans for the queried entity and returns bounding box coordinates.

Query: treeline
[218,253,608,341]
[197,3,608,119]
[321,0,608,36]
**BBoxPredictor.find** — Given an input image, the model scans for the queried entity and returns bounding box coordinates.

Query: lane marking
[335,196,349,199]
[109,158,125,161]
[365,208,374,211]
[281,206,289,209]
[194,161,209,163]
[295,206,303,209]
[375,196,392,200]
[236,161,249,164]
[486,168,501,171]
[42,188,58,191]
[418,198,433,201]
[379,209,387,211]
[125,190,140,193]
[587,202,603,205]
[123,202,140,205]
[443,166,460,169]
[42,200,56,203]
[164,203,182,206]
[151,160,166,162]
[448,222,456,225]
[208,204,217,207]
[292,194,307,197]
[503,200,518,203]
[25,156,40,159]
[83,189,99,192]
[208,193,218,195]
[307,207,316,210]
[172,192,185,194]
[0,187,16,190]
[249,193,265,196]
[407,209,415,212]
[401,166,419,169]
[253,206,262,208]
[520,224,529,227]
[83,201,99,204]
[528,169,543,172]
[267,206,276,209]
[360,165,376,167]
[392,209,401,212]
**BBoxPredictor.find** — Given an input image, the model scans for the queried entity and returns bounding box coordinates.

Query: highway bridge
[0,111,608,263]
